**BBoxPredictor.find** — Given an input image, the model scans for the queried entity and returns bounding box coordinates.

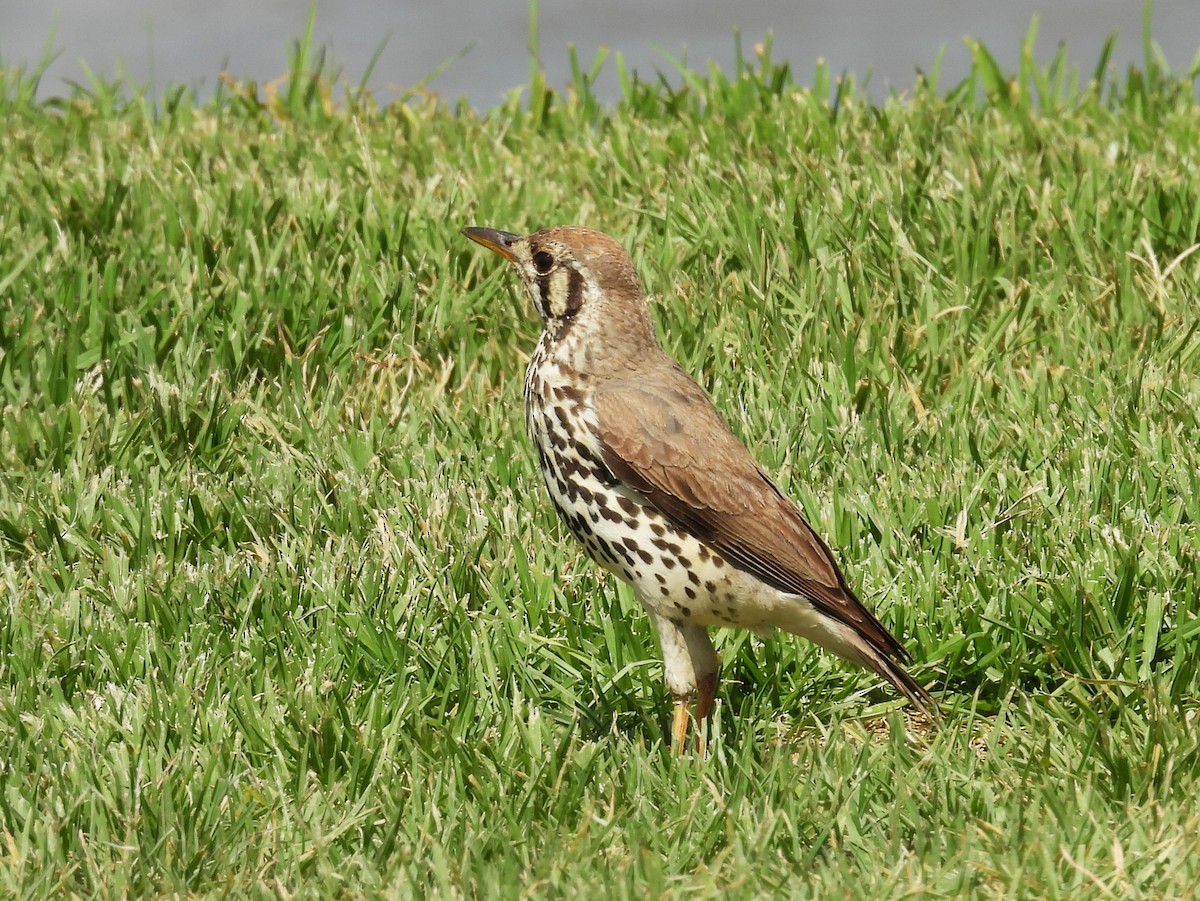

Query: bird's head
[462,225,650,340]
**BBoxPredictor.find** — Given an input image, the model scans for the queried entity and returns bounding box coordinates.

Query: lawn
[1,21,1199,899]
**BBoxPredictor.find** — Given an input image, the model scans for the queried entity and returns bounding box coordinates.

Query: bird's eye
[532,251,555,274]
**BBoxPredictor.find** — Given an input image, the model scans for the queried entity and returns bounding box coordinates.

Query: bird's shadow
[568,674,667,746]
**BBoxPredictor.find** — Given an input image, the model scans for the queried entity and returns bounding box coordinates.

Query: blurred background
[2,1,1199,107]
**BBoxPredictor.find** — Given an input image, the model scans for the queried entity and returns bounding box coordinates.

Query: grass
[2,16,1200,898]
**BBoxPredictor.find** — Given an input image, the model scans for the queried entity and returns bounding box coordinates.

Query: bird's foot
[670,672,720,756]
[671,695,691,755]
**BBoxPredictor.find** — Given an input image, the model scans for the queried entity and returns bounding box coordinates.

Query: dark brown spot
[558,455,586,480]
[599,506,623,524]
[685,586,696,600]
[552,383,584,403]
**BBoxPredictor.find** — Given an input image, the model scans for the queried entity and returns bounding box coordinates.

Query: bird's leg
[694,670,719,755]
[647,613,719,755]
[671,695,691,755]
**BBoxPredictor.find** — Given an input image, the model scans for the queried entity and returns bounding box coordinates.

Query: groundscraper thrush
[463,225,935,751]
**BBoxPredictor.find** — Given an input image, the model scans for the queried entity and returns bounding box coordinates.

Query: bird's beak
[461,226,522,262]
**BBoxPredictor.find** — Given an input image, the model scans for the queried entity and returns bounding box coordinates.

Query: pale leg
[646,612,718,754]
[694,670,719,755]
[671,696,691,755]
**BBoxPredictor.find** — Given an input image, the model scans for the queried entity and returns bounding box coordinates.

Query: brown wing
[593,361,910,663]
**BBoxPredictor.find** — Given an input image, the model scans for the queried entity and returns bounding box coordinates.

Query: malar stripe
[535,273,553,318]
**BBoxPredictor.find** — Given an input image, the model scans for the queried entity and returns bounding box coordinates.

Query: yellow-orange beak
[461,226,521,262]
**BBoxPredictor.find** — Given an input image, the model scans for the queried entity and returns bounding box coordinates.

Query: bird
[462,224,935,752]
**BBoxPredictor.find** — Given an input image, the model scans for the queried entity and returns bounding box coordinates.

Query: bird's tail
[792,610,939,720]
[856,644,939,721]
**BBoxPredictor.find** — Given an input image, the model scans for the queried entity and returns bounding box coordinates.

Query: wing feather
[593,363,910,663]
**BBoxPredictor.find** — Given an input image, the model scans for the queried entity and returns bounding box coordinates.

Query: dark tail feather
[864,648,939,721]
[786,588,939,720]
